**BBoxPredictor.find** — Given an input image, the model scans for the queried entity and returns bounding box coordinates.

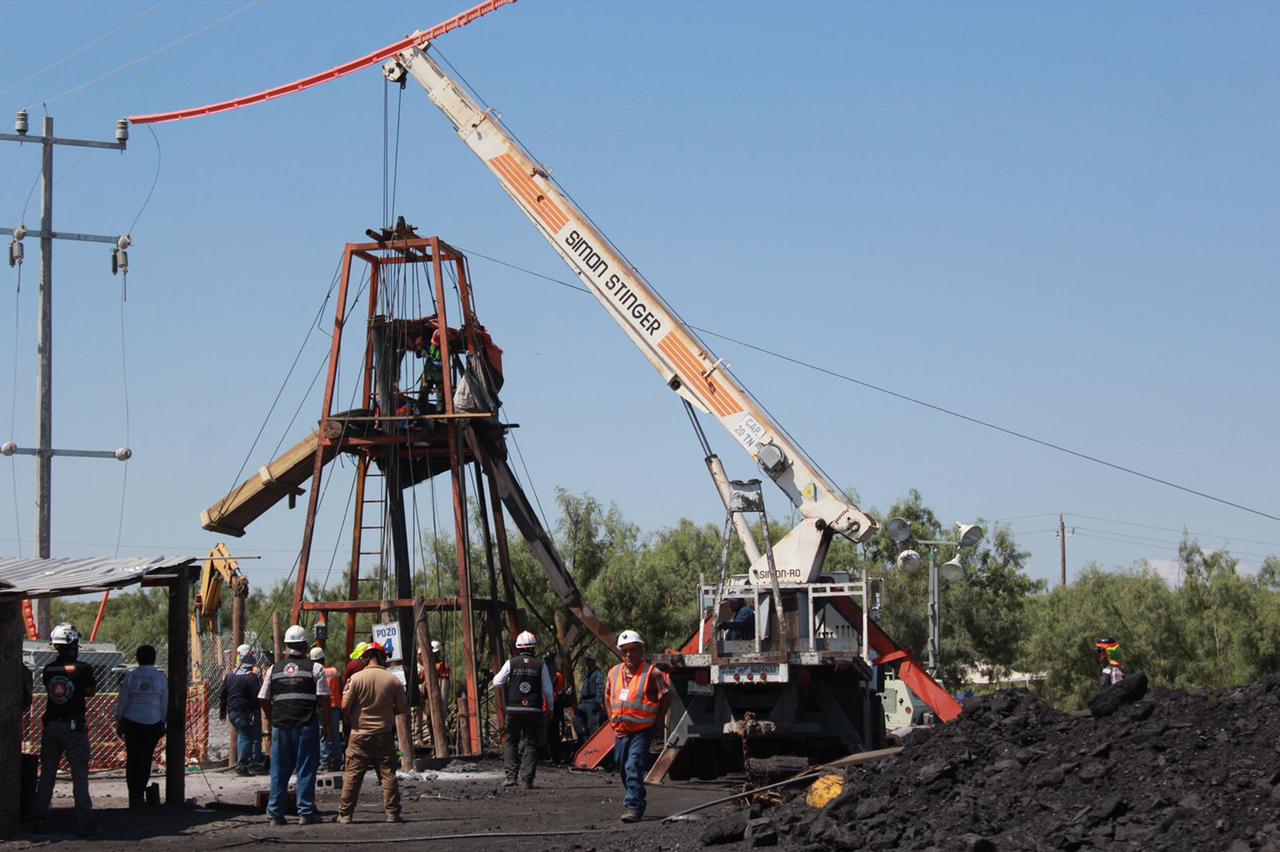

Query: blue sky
[1,1,1277,594]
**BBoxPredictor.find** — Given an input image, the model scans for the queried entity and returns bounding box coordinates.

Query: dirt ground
[8,758,747,851]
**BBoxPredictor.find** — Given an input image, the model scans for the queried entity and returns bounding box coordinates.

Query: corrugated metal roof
[0,555,198,599]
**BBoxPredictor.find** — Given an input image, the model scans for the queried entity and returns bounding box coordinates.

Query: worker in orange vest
[310,646,344,771]
[605,630,671,823]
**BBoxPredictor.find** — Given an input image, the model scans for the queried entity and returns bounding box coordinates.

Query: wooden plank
[201,430,334,536]
[645,743,683,784]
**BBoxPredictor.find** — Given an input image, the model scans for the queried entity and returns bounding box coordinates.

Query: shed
[0,555,199,838]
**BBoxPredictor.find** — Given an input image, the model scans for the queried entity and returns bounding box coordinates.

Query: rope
[30,0,266,108]
[0,0,170,98]
[217,255,344,514]
[245,829,614,845]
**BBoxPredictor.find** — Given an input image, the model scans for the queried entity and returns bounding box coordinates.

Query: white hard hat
[309,646,325,661]
[50,623,81,646]
[617,629,644,648]
[236,643,252,658]
[515,630,537,648]
[284,624,308,645]
[430,640,443,653]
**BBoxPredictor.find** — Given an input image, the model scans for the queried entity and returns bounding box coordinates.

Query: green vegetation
[55,489,1280,711]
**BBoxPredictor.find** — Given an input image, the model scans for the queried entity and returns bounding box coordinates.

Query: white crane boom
[390,47,877,580]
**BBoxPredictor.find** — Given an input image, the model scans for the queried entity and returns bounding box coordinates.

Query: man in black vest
[258,624,331,825]
[492,630,552,788]
[33,623,96,835]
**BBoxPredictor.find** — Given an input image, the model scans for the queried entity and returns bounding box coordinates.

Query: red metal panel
[128,0,518,125]
[829,597,962,723]
[572,721,616,770]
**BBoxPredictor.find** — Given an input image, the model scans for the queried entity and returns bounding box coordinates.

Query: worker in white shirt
[115,644,168,809]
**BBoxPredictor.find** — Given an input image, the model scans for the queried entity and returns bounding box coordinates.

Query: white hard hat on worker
[284,624,308,645]
[51,622,81,647]
[515,630,537,649]
[617,629,643,649]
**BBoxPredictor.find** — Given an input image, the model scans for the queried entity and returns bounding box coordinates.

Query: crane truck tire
[1088,669,1148,718]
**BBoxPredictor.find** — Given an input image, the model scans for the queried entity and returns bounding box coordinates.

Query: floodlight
[896,549,921,574]
[940,556,964,582]
[887,517,912,545]
[956,523,985,548]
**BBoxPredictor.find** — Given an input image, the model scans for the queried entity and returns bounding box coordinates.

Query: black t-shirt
[42,659,97,724]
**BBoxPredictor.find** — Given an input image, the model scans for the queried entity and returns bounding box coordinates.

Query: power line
[458,249,1280,526]
[0,0,169,98]
[30,0,265,108]
[1064,512,1280,549]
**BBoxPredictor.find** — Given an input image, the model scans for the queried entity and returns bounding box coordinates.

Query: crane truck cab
[649,572,886,780]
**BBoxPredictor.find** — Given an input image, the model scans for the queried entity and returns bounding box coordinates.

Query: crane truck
[379,43,956,778]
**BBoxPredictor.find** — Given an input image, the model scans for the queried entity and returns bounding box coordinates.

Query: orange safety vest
[607,662,662,733]
[323,666,342,709]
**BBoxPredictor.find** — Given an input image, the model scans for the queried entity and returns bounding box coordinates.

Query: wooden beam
[300,597,509,613]
[413,598,450,759]
[0,600,23,837]
[165,567,190,807]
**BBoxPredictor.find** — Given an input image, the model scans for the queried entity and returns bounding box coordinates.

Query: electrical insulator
[114,447,132,461]
[115,249,128,274]
[15,109,28,135]
[8,239,21,268]
[116,118,129,145]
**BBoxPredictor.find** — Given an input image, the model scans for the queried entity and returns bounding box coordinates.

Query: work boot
[267,816,287,826]
[502,777,517,788]
[620,810,641,823]
[235,765,251,777]
[523,779,534,789]
[298,814,322,826]
[336,815,352,824]
[386,814,405,824]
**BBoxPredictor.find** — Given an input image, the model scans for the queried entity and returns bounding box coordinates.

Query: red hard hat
[365,642,385,655]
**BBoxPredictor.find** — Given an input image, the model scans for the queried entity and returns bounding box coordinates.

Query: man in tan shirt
[337,642,407,823]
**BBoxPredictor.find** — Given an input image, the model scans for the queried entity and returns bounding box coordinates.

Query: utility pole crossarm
[0,132,124,150]
[1,227,123,245]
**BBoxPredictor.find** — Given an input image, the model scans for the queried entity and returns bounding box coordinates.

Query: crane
[384,48,877,588]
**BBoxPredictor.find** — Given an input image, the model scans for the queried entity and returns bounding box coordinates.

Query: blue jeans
[613,728,654,816]
[228,710,262,768]
[319,708,343,768]
[268,720,320,819]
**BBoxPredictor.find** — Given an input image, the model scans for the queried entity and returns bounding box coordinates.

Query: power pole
[1,111,131,638]
[1059,514,1067,588]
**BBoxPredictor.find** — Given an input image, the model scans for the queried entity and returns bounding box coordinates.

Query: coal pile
[749,676,1280,851]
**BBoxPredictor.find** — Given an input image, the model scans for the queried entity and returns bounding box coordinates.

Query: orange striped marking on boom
[658,334,742,418]
[489,153,569,233]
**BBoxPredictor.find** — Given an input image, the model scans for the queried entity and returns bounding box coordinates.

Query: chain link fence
[20,633,254,771]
